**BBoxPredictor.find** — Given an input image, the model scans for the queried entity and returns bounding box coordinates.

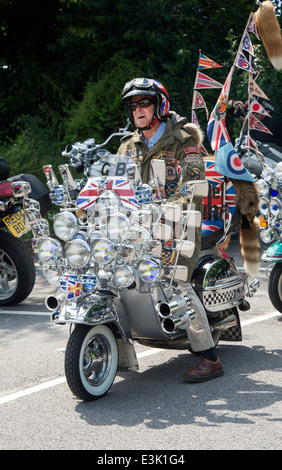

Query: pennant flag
[192,90,209,119]
[198,51,223,70]
[215,141,255,182]
[236,50,251,71]
[246,12,260,39]
[191,109,200,126]
[249,55,259,79]
[207,66,235,151]
[246,135,258,151]
[249,78,269,100]
[195,70,223,89]
[242,31,254,56]
[249,97,271,117]
[192,90,206,109]
[249,114,273,134]
[199,143,209,155]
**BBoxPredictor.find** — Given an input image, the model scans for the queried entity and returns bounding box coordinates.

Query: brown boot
[183,357,224,383]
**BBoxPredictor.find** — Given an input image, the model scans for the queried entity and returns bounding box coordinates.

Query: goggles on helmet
[123,78,156,95]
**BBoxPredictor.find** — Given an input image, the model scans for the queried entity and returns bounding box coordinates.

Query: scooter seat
[201,219,224,250]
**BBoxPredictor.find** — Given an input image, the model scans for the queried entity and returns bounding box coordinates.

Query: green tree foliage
[0,0,281,180]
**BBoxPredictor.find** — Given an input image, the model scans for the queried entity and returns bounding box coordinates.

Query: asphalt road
[0,237,282,452]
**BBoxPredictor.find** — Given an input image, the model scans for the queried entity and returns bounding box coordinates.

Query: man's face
[129,94,155,128]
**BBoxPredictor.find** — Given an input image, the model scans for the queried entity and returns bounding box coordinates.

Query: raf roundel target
[226,148,246,176]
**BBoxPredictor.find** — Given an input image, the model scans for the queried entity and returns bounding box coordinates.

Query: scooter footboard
[192,256,245,313]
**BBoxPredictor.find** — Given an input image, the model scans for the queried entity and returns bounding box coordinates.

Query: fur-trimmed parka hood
[168,111,204,148]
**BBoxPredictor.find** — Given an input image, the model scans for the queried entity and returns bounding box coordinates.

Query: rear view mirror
[43,165,59,188]
[11,181,31,198]
[58,164,77,190]
[126,163,142,184]
[162,204,181,222]
[150,159,166,187]
[166,265,188,282]
[153,223,172,241]
[175,239,195,258]
[184,180,209,197]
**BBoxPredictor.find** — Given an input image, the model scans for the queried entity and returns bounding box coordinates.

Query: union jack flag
[207,107,230,151]
[192,110,200,126]
[77,177,139,211]
[205,160,226,186]
[249,114,272,134]
[204,161,236,217]
[202,220,224,237]
[76,179,99,210]
[207,66,234,151]
[105,178,139,211]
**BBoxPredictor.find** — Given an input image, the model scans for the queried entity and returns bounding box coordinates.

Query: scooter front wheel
[268,263,282,313]
[65,324,118,401]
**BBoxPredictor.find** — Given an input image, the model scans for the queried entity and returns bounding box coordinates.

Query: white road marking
[241,311,280,325]
[0,310,49,316]
[0,310,280,405]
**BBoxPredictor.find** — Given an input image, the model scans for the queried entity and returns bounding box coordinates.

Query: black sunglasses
[127,98,155,111]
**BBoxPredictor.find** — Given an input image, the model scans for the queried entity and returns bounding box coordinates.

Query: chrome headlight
[261,166,274,183]
[38,238,63,264]
[92,238,116,264]
[137,258,163,284]
[258,197,269,216]
[270,181,279,197]
[95,190,121,213]
[269,197,281,217]
[256,179,269,196]
[274,162,282,181]
[53,211,78,241]
[112,266,135,288]
[260,228,275,244]
[65,239,91,267]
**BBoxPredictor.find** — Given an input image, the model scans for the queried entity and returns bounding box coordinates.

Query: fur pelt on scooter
[223,178,260,276]
[254,1,282,70]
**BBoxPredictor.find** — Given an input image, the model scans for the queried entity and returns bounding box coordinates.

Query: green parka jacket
[118,111,206,280]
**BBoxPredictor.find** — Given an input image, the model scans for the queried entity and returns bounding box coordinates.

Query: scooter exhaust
[158,295,190,318]
[45,291,65,311]
[210,314,238,333]
[162,310,194,334]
